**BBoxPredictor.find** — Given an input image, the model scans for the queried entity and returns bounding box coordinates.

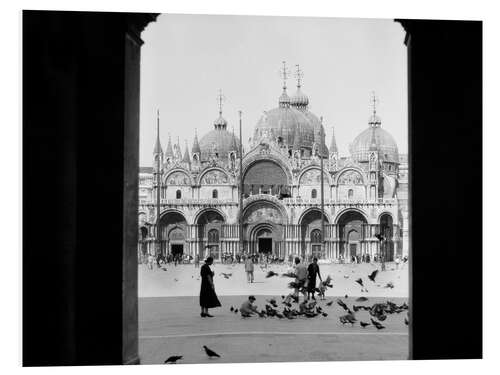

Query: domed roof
[213,114,227,128]
[349,122,399,163]
[199,127,239,161]
[254,105,314,149]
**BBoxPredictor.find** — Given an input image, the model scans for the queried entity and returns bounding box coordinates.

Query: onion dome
[199,112,239,161]
[349,110,399,163]
[290,86,309,109]
[279,88,291,108]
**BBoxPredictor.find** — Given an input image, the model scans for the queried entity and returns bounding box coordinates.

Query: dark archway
[196,210,225,261]
[337,210,367,262]
[299,209,329,260]
[379,213,394,261]
[159,211,187,257]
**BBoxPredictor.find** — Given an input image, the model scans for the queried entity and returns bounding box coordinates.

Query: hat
[248,295,256,301]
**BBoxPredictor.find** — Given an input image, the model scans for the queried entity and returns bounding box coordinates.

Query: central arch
[242,159,290,197]
[159,210,187,257]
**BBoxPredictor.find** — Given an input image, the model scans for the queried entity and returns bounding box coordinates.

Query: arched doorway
[256,227,273,254]
[379,213,394,261]
[196,210,225,261]
[337,210,367,262]
[299,209,329,260]
[159,211,187,257]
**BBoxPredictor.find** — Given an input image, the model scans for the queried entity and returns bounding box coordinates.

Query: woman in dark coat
[199,256,221,317]
[307,257,322,300]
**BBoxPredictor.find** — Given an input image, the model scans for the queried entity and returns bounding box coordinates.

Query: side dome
[349,125,399,163]
[199,128,239,161]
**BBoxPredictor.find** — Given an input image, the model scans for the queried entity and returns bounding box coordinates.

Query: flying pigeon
[355,278,364,287]
[203,345,221,358]
[360,321,370,328]
[266,271,279,278]
[370,318,386,330]
[368,270,378,282]
[164,355,183,364]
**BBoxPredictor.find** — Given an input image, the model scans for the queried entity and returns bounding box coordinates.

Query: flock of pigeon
[163,266,408,364]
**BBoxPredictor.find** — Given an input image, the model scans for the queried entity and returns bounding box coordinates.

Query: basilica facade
[138,71,408,263]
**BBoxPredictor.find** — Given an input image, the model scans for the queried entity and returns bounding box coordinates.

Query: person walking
[199,256,221,317]
[293,257,308,302]
[307,257,323,300]
[244,255,254,283]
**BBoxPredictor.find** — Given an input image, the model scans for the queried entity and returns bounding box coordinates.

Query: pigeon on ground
[174,278,178,282]
[234,308,238,314]
[203,345,221,358]
[220,273,232,279]
[339,313,356,325]
[326,300,334,306]
[368,270,378,282]
[322,312,328,317]
[345,294,349,299]
[370,318,386,330]
[356,296,368,302]
[162,268,167,271]
[385,282,395,289]
[404,316,409,325]
[230,306,234,312]
[360,321,370,328]
[164,355,183,364]
[337,299,348,311]
[266,270,279,278]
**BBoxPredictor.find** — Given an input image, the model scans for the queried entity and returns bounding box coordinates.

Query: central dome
[253,87,314,149]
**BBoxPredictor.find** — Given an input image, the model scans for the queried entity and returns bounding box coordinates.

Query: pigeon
[355,278,364,287]
[321,275,333,288]
[203,345,221,358]
[230,306,234,312]
[370,318,386,330]
[339,313,356,325]
[162,268,167,271]
[220,273,232,279]
[345,294,349,299]
[344,275,350,279]
[360,321,370,328]
[404,317,409,325]
[164,355,183,364]
[385,282,395,289]
[368,270,378,282]
[266,271,278,278]
[337,299,348,310]
[355,297,368,302]
[266,298,278,308]
[174,278,178,282]
[326,301,334,306]
[322,312,328,317]
[234,308,239,314]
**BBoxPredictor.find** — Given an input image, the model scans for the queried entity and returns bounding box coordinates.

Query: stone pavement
[139,262,409,364]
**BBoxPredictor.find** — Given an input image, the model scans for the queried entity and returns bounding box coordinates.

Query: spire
[182,140,191,164]
[368,91,382,127]
[153,110,162,154]
[329,125,338,154]
[318,117,328,157]
[192,128,201,154]
[164,134,174,158]
[278,61,291,108]
[291,64,309,109]
[231,125,239,154]
[214,89,228,129]
[292,124,301,151]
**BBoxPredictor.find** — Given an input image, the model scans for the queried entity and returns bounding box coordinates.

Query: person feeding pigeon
[293,257,308,302]
[240,295,259,317]
[244,255,254,283]
[199,256,221,318]
[306,257,322,300]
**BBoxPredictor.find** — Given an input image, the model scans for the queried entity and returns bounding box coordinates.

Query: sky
[139,14,407,166]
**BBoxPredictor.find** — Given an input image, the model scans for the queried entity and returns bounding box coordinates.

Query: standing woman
[199,256,221,317]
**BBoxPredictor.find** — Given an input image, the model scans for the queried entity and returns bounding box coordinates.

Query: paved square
[139,261,409,364]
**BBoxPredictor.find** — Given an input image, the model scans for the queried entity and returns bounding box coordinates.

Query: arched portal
[379,213,394,261]
[243,160,289,197]
[196,209,225,261]
[299,209,329,260]
[159,211,187,257]
[337,210,368,262]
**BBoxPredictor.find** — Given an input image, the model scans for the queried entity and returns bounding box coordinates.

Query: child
[240,295,259,317]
